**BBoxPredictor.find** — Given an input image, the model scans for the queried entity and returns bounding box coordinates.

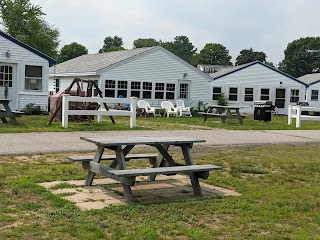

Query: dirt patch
[39,175,240,211]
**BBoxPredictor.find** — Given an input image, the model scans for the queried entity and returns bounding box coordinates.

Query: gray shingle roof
[298,73,320,85]
[209,62,253,79]
[49,47,154,74]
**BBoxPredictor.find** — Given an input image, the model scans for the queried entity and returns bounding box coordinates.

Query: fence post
[296,105,301,128]
[97,101,105,123]
[62,94,69,128]
[288,105,292,125]
[130,97,137,128]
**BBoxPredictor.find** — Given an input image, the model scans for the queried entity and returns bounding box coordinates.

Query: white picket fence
[61,95,137,128]
[288,105,320,128]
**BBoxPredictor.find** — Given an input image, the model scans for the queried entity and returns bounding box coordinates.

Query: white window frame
[228,87,238,102]
[311,89,319,101]
[105,80,116,97]
[0,65,13,88]
[25,65,42,91]
[212,87,222,100]
[244,88,254,102]
[290,89,300,103]
[260,88,270,100]
[179,83,189,99]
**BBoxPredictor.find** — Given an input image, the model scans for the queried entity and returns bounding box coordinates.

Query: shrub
[218,93,228,106]
[23,103,43,115]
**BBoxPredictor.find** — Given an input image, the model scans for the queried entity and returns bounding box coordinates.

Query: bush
[23,103,43,115]
[218,93,228,106]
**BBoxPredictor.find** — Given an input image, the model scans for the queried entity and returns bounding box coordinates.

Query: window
[105,80,116,97]
[290,89,299,103]
[260,88,269,100]
[0,65,13,88]
[212,87,221,100]
[25,65,42,90]
[244,88,254,101]
[143,82,152,99]
[55,79,60,93]
[131,81,141,98]
[166,83,175,99]
[117,81,128,97]
[179,83,189,99]
[229,87,238,101]
[155,83,164,99]
[311,90,319,101]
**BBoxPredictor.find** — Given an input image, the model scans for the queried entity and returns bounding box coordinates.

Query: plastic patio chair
[161,101,178,118]
[137,100,156,117]
[176,99,192,117]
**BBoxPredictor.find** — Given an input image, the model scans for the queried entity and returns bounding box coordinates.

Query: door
[275,88,286,114]
[178,81,190,106]
[0,63,17,109]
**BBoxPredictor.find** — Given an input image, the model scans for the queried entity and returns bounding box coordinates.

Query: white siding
[99,48,210,107]
[18,93,49,110]
[0,36,48,64]
[48,75,100,93]
[306,83,320,108]
[210,64,306,114]
[0,35,50,109]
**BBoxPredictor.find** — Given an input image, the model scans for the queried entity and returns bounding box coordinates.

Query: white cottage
[298,73,320,108]
[0,30,55,110]
[209,61,307,114]
[49,46,212,108]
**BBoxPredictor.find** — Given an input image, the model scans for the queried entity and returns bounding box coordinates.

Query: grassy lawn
[1,114,320,133]
[0,144,319,239]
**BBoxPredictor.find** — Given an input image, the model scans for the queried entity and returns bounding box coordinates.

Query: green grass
[0,144,319,239]
[1,114,320,133]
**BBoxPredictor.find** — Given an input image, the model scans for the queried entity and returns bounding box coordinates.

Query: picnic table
[199,104,245,124]
[68,136,221,203]
[0,99,23,124]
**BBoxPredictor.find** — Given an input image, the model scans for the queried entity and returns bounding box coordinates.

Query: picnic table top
[80,136,206,146]
[207,104,242,109]
[0,99,11,103]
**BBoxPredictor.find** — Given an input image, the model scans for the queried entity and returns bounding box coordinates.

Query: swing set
[48,78,115,125]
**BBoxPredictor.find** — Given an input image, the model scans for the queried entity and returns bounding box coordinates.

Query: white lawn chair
[161,101,178,118]
[176,99,192,117]
[137,100,156,116]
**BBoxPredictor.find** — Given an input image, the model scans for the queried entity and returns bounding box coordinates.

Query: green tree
[264,61,275,68]
[235,48,267,65]
[0,0,60,59]
[133,38,159,48]
[193,43,232,66]
[279,37,320,77]
[58,42,88,63]
[161,36,197,63]
[99,36,125,53]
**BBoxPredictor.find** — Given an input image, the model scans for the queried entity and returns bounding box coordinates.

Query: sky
[23,0,320,65]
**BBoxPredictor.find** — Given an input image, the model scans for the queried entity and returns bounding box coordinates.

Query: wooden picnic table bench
[199,105,245,124]
[0,99,23,124]
[68,136,222,203]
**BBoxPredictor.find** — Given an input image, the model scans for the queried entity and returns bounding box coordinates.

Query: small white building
[298,73,320,108]
[49,46,213,108]
[0,30,55,110]
[209,61,307,114]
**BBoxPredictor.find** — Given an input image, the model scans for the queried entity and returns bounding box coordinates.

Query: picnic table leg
[0,116,8,123]
[3,104,18,124]
[181,144,203,197]
[148,144,169,181]
[84,145,104,186]
[115,146,134,203]
[236,110,243,124]
[221,116,226,123]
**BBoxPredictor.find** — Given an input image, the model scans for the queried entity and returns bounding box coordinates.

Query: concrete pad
[40,175,240,210]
